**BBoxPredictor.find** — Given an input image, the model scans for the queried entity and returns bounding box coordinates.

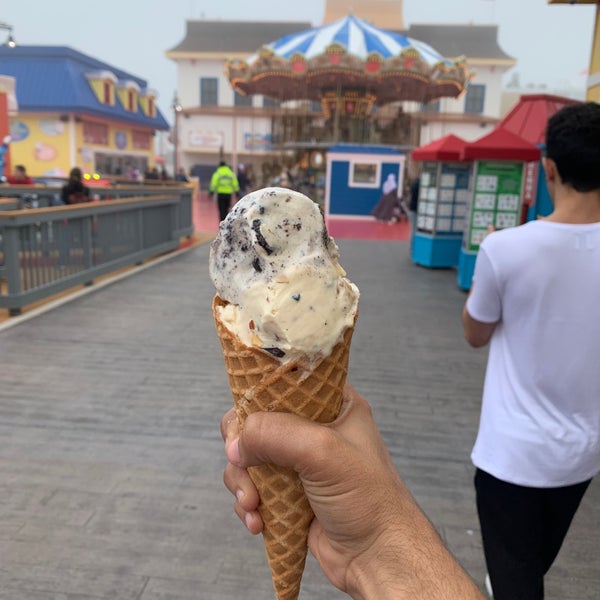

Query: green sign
[465,160,524,252]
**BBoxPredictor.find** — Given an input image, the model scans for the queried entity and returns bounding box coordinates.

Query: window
[148,97,155,117]
[309,100,322,113]
[263,96,280,108]
[234,91,253,107]
[128,90,136,111]
[103,81,112,104]
[83,121,109,145]
[132,130,151,150]
[200,78,218,106]
[421,100,440,113]
[464,84,485,114]
[348,161,381,189]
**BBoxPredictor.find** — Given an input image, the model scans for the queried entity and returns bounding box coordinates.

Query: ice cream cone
[213,295,355,600]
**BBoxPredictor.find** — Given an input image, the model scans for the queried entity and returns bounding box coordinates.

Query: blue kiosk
[410,134,471,268]
[457,128,541,290]
[325,144,405,217]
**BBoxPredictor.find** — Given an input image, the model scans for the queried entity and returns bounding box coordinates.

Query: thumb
[230,410,328,474]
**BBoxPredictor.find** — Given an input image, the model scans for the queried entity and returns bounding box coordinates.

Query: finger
[235,383,365,472]
[233,502,263,535]
[236,410,330,472]
[223,463,261,512]
[220,407,238,443]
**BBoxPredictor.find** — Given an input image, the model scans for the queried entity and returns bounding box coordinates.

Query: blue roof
[329,143,402,155]
[0,45,169,130]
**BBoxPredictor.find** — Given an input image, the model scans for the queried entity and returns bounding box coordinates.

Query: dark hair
[219,160,226,167]
[545,102,600,193]
[68,167,83,185]
[15,164,26,174]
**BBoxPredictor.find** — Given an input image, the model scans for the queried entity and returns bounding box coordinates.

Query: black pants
[217,193,232,222]
[474,468,591,599]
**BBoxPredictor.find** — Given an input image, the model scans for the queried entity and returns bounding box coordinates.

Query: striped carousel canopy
[263,14,447,66]
[227,14,471,105]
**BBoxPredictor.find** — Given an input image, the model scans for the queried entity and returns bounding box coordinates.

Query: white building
[165,3,515,186]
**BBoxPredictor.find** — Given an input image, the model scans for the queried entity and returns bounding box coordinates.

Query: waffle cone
[213,295,355,600]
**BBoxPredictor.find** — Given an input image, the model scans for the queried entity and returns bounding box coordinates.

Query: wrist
[346,500,482,600]
[347,526,408,600]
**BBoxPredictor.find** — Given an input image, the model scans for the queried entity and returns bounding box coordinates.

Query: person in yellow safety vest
[210,161,240,222]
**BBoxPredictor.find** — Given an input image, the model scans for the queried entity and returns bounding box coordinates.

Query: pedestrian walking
[462,102,600,599]
[210,161,239,222]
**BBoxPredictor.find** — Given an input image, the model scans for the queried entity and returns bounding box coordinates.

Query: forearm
[348,494,483,599]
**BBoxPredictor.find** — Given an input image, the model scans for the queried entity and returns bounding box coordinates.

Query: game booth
[494,93,580,221]
[410,134,471,268]
[324,144,405,217]
[457,128,541,290]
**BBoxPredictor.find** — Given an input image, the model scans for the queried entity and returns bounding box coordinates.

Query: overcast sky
[1,0,595,121]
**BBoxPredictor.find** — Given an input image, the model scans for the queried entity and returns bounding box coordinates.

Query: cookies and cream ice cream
[211,186,359,599]
[209,187,359,365]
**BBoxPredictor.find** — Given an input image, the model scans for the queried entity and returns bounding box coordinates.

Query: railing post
[136,209,144,265]
[170,203,178,242]
[3,225,23,315]
[82,216,94,286]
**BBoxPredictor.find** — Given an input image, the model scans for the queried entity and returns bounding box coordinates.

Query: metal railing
[0,183,194,209]
[0,190,193,315]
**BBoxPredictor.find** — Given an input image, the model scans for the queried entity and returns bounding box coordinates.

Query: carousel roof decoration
[226,14,472,107]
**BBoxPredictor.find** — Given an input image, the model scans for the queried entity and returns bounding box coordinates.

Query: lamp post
[171,92,182,179]
[0,22,16,47]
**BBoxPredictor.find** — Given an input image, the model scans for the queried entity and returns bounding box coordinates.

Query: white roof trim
[85,70,118,83]
[117,80,141,92]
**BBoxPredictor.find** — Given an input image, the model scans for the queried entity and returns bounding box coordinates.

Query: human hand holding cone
[213,295,355,599]
[210,188,359,600]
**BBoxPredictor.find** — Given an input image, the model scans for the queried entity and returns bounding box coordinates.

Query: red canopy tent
[461,128,541,162]
[497,93,579,145]
[411,134,467,161]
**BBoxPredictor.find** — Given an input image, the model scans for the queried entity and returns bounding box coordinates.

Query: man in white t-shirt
[462,102,600,599]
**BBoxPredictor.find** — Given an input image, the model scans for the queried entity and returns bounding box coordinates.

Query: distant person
[210,160,240,222]
[409,175,421,239]
[61,167,90,204]
[236,163,250,197]
[0,135,10,181]
[175,167,189,182]
[371,173,400,223]
[278,168,294,189]
[145,166,159,180]
[6,164,34,185]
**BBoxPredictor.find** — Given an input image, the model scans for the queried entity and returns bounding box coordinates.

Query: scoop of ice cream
[209,187,359,363]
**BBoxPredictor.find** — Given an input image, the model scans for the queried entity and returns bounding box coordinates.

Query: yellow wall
[8,113,71,176]
[8,112,155,177]
[587,6,600,102]
[548,1,599,102]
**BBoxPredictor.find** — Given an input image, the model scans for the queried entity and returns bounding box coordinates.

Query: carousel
[226,14,472,148]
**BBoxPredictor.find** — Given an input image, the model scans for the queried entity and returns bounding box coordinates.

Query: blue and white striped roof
[265,14,447,66]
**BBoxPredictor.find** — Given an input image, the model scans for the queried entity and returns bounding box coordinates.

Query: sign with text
[465,160,524,252]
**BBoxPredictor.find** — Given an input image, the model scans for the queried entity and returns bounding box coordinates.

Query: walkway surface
[194,189,411,242]
[0,237,598,599]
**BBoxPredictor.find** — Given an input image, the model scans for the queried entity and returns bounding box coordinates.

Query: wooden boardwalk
[0,239,598,599]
